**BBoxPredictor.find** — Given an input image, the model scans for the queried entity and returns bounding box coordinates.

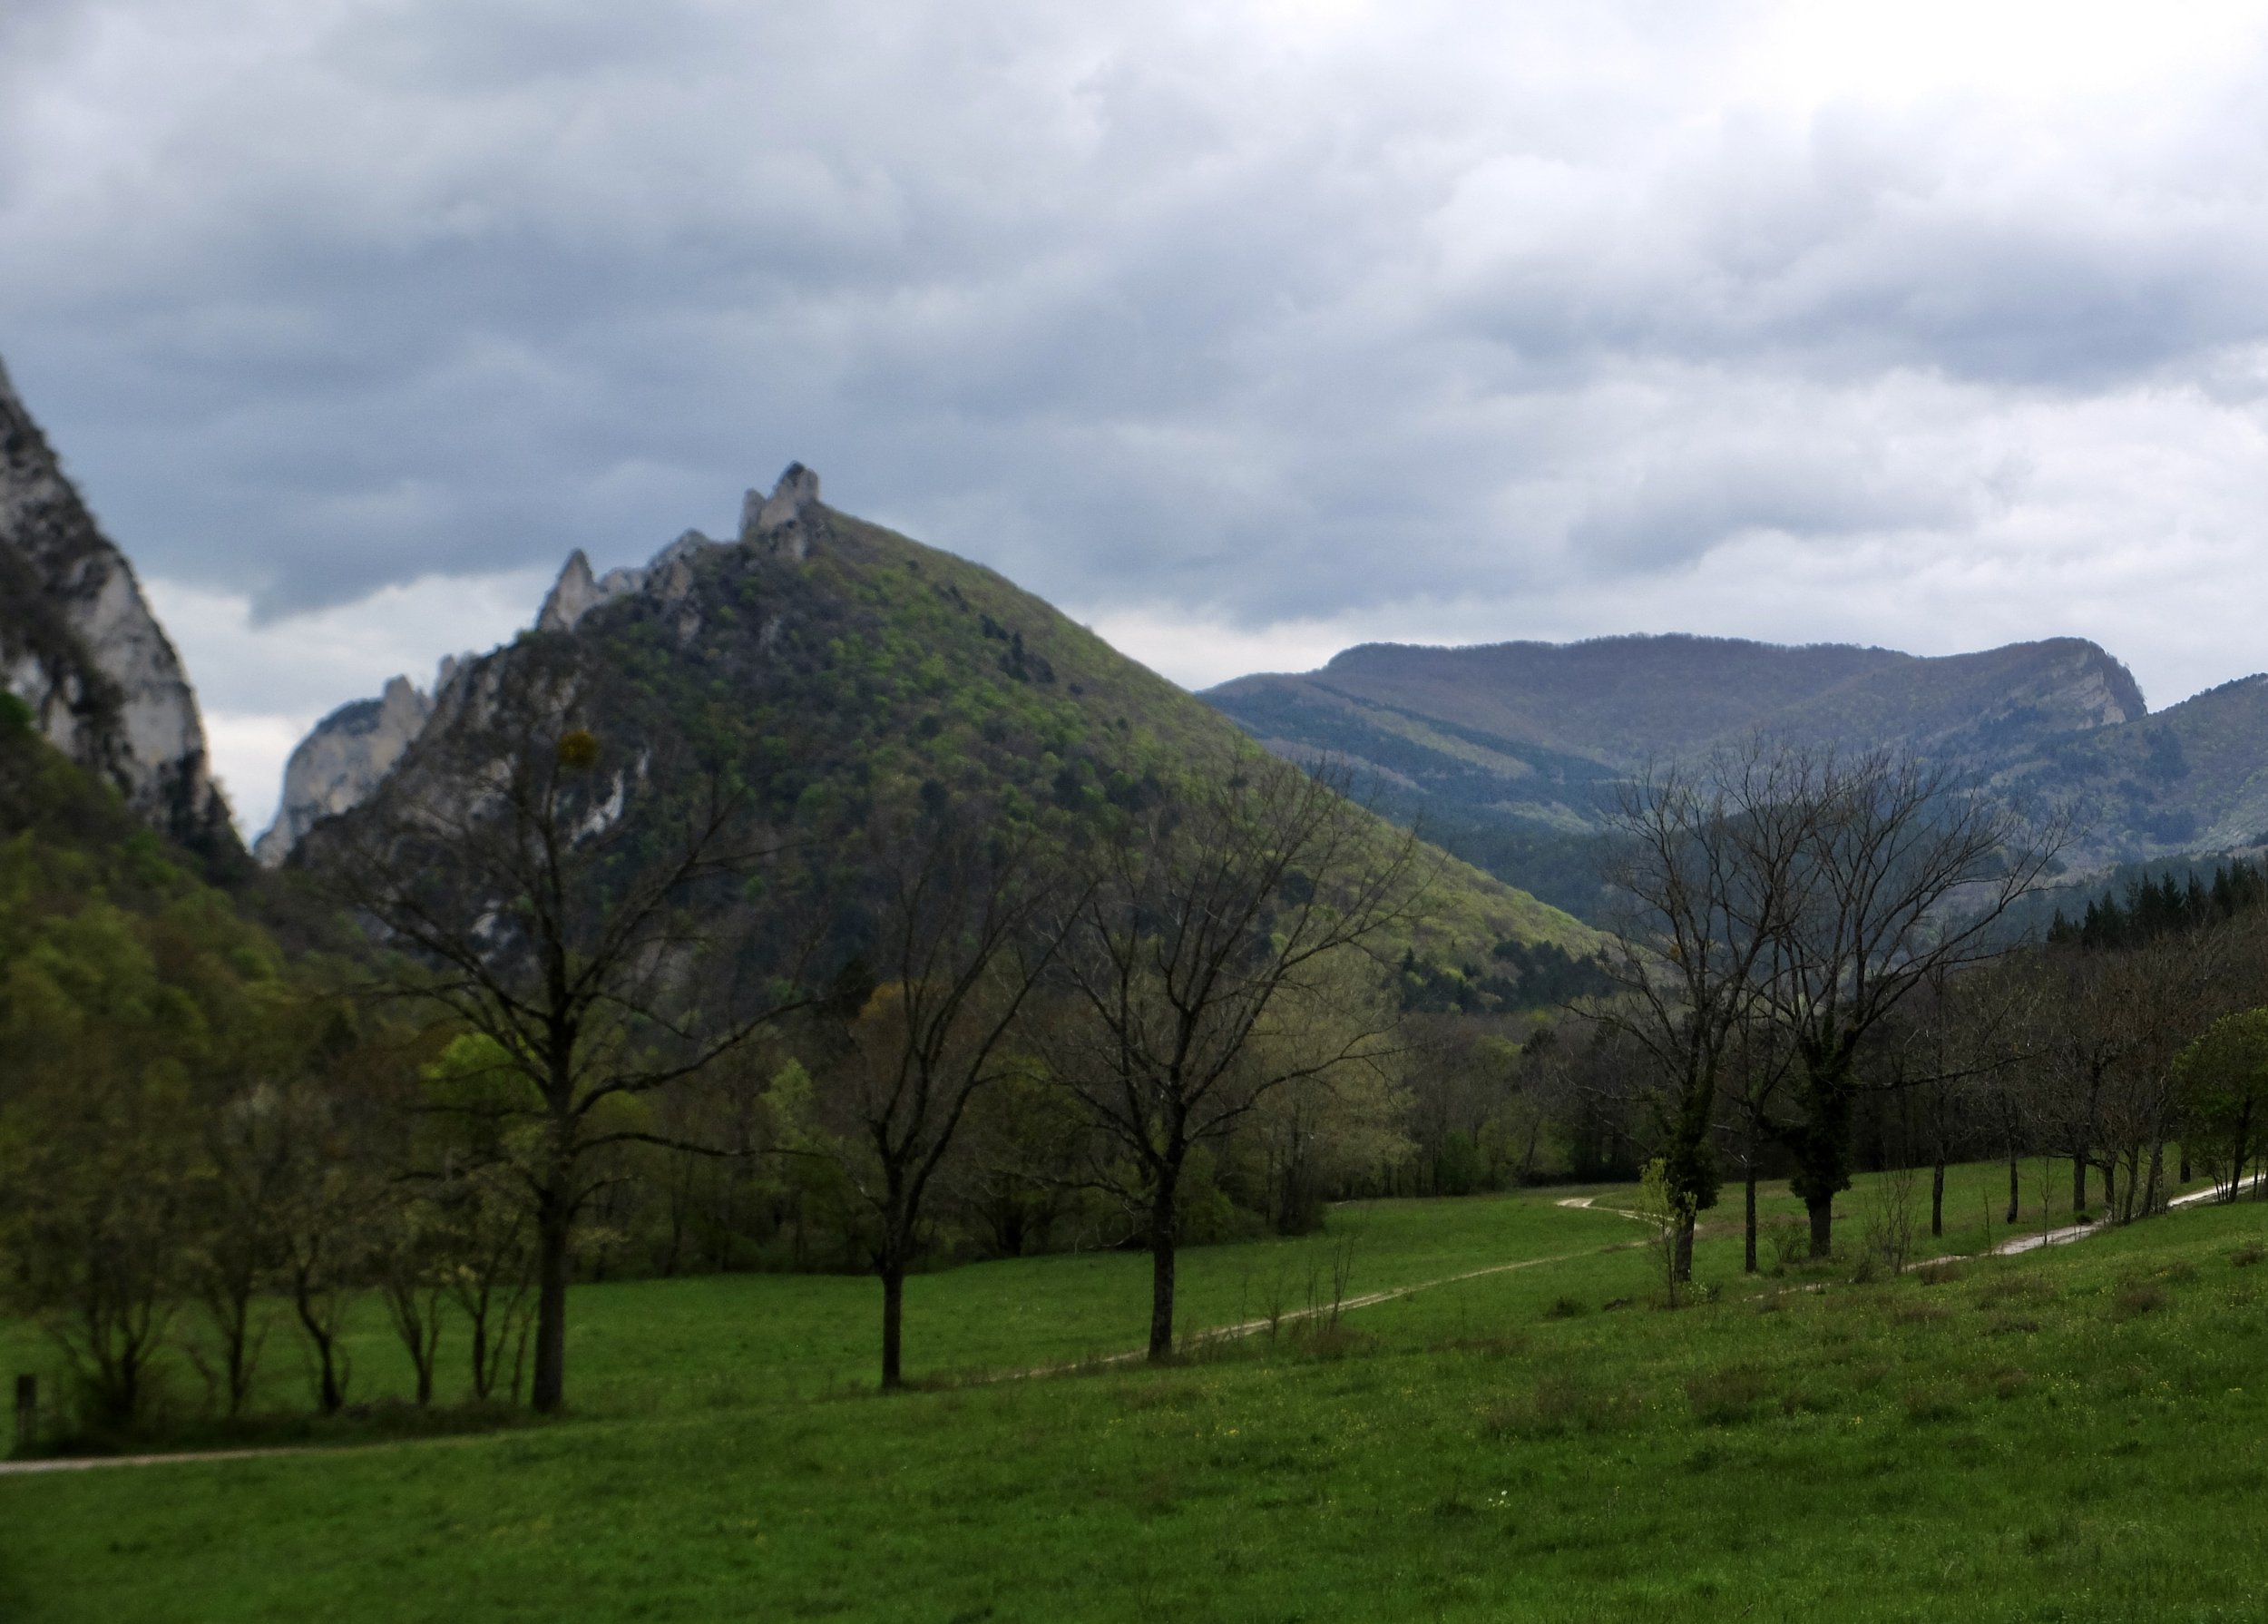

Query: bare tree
[186,1087,288,1418]
[308,643,813,1413]
[1044,761,1424,1362]
[1758,748,2063,1258]
[374,1192,450,1406]
[810,789,1080,1391]
[1717,1005,1797,1272]
[435,1161,537,1404]
[1594,747,1812,1280]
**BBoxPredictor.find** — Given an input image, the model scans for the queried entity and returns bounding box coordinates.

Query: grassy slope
[9,1165,2264,1622]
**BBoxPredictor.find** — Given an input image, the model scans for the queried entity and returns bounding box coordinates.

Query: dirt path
[0,1434,488,1479]
[1009,1226,1649,1380]
[1918,1178,2239,1267]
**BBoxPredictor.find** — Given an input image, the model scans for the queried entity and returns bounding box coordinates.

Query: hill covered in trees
[279,471,1596,983]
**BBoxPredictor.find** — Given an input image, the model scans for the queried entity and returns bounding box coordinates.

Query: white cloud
[8,0,2268,779]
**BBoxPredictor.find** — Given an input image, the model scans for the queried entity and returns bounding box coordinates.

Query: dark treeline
[2047,856,2268,951]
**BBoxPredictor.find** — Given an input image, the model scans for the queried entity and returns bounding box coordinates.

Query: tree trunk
[2071,1154,2087,1215]
[469,1305,493,1400]
[880,1262,906,1391]
[1789,1069,1853,1260]
[1673,1213,1696,1283]
[1931,1158,1946,1239]
[2006,1154,2020,1225]
[1805,1194,1833,1261]
[530,1194,572,1414]
[2102,1161,2116,1222]
[1744,1166,1758,1274]
[1148,1174,1180,1363]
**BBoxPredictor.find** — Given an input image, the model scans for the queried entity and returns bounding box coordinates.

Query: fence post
[13,1374,34,1453]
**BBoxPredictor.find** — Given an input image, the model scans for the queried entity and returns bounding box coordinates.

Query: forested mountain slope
[284,471,1594,984]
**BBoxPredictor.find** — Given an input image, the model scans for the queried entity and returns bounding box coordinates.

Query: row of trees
[295,643,1434,1407]
[1588,739,2268,1284]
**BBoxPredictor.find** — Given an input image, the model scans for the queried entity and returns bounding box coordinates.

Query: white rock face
[253,665,451,865]
[0,355,236,854]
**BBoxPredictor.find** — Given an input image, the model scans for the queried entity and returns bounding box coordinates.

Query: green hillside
[353,499,1595,973]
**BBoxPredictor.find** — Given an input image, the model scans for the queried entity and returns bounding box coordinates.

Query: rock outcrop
[252,667,445,866]
[0,355,237,858]
[259,464,826,862]
[741,462,821,560]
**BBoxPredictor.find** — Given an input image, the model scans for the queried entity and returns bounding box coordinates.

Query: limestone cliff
[0,356,237,859]
[252,666,451,866]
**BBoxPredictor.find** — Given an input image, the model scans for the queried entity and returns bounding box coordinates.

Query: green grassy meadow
[6,1166,2266,1622]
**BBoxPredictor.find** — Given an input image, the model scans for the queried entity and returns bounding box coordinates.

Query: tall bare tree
[1758,748,2063,1257]
[309,643,812,1413]
[1043,761,1424,1362]
[811,788,1081,1390]
[1594,747,1812,1280]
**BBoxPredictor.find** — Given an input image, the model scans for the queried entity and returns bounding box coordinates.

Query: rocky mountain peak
[740,463,821,560]
[0,354,238,860]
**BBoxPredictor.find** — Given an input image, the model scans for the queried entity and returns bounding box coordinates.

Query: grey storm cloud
[6,0,2268,674]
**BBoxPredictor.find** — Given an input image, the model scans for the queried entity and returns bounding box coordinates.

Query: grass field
[6,1163,2264,1622]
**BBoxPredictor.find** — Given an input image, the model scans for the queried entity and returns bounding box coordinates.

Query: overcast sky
[10,1,2268,836]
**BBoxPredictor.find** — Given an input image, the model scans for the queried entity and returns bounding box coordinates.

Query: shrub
[2111,1278,2171,1319]
[1686,1365,1769,1425]
[2232,1242,2266,1268]
[1483,1374,1637,1439]
[1914,1259,1964,1286]
[1764,1218,1810,1276]
[1901,1384,1963,1423]
[1542,1296,1589,1321]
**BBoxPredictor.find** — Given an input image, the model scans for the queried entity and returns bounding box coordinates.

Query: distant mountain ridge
[1206,631,2258,918]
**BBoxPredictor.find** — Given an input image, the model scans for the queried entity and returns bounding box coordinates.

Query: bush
[1686,1365,1769,1425]
[1763,1218,1810,1276]
[2110,1278,2171,1319]
[1482,1374,1637,1439]
[1901,1384,1963,1423]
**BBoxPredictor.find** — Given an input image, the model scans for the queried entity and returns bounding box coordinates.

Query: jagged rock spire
[741,463,821,560]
